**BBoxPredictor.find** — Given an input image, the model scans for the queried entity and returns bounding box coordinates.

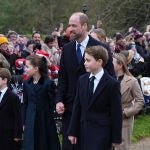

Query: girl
[113,53,144,150]
[23,55,60,150]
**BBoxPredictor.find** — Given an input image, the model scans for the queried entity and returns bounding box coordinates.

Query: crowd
[0,11,150,150]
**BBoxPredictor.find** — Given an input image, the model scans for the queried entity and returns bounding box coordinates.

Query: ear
[97,59,103,66]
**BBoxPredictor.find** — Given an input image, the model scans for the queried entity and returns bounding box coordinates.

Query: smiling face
[68,13,87,43]
[84,53,102,75]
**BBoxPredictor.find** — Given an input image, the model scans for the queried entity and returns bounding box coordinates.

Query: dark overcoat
[23,77,60,150]
[68,71,122,150]
[0,88,22,150]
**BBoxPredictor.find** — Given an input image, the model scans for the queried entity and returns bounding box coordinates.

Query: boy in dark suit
[0,68,22,150]
[68,46,122,150]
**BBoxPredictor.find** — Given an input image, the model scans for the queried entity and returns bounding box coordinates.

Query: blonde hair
[113,53,133,76]
[91,28,106,43]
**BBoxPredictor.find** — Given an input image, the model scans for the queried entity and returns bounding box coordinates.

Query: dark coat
[0,88,22,150]
[23,77,60,150]
[68,71,122,150]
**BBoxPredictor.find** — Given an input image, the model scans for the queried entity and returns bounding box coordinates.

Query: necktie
[76,43,82,64]
[88,76,95,97]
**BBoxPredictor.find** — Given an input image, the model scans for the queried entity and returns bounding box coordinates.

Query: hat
[120,50,135,64]
[0,36,9,45]
[36,50,50,58]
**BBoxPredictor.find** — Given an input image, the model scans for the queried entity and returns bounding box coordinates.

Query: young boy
[0,68,22,150]
[68,46,122,150]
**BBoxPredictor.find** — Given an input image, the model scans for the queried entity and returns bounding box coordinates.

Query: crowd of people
[0,11,150,150]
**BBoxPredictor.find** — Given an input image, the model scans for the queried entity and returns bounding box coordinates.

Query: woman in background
[113,53,144,150]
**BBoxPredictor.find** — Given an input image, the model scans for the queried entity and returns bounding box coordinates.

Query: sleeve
[110,80,122,144]
[124,78,144,117]
[0,53,10,69]
[55,47,67,103]
[22,81,28,125]
[12,94,22,138]
[67,79,81,137]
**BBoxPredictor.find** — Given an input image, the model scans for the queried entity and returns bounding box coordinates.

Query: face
[109,42,116,52]
[0,43,8,51]
[113,58,122,74]
[9,34,17,43]
[47,42,54,48]
[90,32,99,41]
[69,14,86,42]
[0,77,7,90]
[33,33,41,44]
[25,60,38,77]
[84,53,102,74]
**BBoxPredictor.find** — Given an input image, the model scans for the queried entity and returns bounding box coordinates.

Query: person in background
[23,55,60,150]
[113,53,144,150]
[68,46,122,150]
[0,68,22,150]
[96,19,102,28]
[42,35,61,65]
[32,31,42,50]
[7,30,18,46]
[90,28,106,44]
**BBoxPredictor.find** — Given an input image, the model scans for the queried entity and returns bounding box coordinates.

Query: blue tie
[76,43,82,64]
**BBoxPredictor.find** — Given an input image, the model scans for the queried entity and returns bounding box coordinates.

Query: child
[68,45,122,150]
[0,68,22,150]
[23,55,60,150]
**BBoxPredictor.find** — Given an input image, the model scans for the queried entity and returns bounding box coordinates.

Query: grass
[132,114,150,142]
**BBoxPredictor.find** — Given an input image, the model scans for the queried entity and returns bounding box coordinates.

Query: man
[56,12,115,150]
[32,31,42,50]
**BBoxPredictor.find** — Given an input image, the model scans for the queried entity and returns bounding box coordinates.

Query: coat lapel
[88,71,109,108]
[0,89,9,108]
[121,74,131,95]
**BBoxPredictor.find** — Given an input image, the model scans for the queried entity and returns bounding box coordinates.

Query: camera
[82,4,87,14]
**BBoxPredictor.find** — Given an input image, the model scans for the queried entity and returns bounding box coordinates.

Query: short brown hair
[85,45,108,67]
[0,68,11,85]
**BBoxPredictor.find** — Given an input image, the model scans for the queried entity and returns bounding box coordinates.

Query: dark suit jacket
[56,35,115,111]
[68,71,122,150]
[0,88,22,150]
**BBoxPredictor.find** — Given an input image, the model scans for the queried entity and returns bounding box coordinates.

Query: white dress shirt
[76,35,89,56]
[89,69,104,93]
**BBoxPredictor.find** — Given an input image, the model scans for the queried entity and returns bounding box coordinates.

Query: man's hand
[56,102,65,114]
[112,143,120,148]
[68,136,77,144]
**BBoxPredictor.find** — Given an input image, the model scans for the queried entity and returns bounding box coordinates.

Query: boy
[68,46,122,150]
[0,68,22,150]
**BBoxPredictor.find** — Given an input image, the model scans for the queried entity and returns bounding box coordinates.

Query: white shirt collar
[89,68,104,81]
[76,35,89,48]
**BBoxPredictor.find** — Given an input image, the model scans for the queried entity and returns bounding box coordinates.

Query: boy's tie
[88,76,95,97]
[76,43,82,64]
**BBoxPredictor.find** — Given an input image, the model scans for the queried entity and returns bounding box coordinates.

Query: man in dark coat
[0,68,22,150]
[56,12,115,150]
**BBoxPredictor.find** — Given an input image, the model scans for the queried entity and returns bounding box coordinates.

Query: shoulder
[6,88,19,99]
[63,41,75,50]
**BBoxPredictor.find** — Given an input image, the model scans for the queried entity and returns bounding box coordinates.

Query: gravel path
[130,137,150,150]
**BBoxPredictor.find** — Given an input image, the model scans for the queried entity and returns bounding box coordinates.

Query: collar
[1,87,8,94]
[76,35,89,48]
[89,68,104,81]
